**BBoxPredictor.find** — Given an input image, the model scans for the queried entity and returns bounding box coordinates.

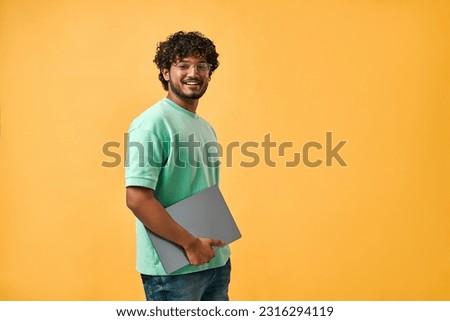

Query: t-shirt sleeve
[125,127,165,189]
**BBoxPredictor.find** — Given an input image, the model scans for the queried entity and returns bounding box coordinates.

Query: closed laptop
[146,185,241,274]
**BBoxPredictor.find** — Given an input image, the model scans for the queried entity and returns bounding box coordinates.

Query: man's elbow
[126,192,138,212]
[126,187,152,212]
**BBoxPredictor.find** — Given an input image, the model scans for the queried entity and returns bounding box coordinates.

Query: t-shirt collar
[163,98,199,119]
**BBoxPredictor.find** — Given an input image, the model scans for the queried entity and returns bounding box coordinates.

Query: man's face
[163,56,211,101]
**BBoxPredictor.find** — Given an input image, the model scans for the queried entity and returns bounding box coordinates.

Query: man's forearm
[128,193,197,250]
[126,187,224,266]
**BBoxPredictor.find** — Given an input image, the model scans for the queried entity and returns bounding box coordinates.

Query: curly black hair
[153,31,219,91]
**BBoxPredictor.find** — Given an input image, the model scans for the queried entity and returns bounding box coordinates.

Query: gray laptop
[146,185,241,274]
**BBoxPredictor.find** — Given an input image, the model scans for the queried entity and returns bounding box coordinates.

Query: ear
[162,68,170,81]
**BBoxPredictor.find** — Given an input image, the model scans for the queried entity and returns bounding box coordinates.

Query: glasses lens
[176,62,190,70]
[197,63,210,73]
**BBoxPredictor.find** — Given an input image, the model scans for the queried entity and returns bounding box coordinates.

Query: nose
[187,65,199,76]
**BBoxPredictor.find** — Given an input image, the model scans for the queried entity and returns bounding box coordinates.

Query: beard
[168,78,209,100]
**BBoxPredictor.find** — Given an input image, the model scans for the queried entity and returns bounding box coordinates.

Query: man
[125,31,231,301]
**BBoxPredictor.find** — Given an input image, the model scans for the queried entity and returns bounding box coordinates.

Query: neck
[166,92,198,113]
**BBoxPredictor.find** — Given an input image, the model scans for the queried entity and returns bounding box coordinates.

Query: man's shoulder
[128,99,169,131]
[131,99,164,121]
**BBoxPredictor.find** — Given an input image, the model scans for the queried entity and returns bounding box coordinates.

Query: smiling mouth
[182,80,201,86]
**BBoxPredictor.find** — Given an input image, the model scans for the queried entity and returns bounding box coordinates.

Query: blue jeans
[141,260,231,301]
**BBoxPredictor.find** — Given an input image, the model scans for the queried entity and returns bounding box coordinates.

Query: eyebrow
[179,57,207,63]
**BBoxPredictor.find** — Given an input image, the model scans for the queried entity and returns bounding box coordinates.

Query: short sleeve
[125,127,165,189]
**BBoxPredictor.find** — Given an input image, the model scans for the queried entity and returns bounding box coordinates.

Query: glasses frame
[173,62,212,75]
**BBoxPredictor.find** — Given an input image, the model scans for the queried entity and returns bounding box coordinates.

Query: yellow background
[1,0,449,300]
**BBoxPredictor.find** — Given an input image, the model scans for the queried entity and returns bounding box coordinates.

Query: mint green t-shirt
[125,98,230,275]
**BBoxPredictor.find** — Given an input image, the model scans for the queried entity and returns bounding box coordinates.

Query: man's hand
[184,237,226,266]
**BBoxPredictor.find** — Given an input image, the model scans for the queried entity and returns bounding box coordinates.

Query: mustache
[182,78,202,83]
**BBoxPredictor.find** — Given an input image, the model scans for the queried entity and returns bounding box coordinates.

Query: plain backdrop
[1,0,449,300]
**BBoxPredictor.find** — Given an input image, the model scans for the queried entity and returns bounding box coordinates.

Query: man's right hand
[184,237,226,266]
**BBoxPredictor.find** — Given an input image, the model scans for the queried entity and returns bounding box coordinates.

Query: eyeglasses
[173,62,212,74]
